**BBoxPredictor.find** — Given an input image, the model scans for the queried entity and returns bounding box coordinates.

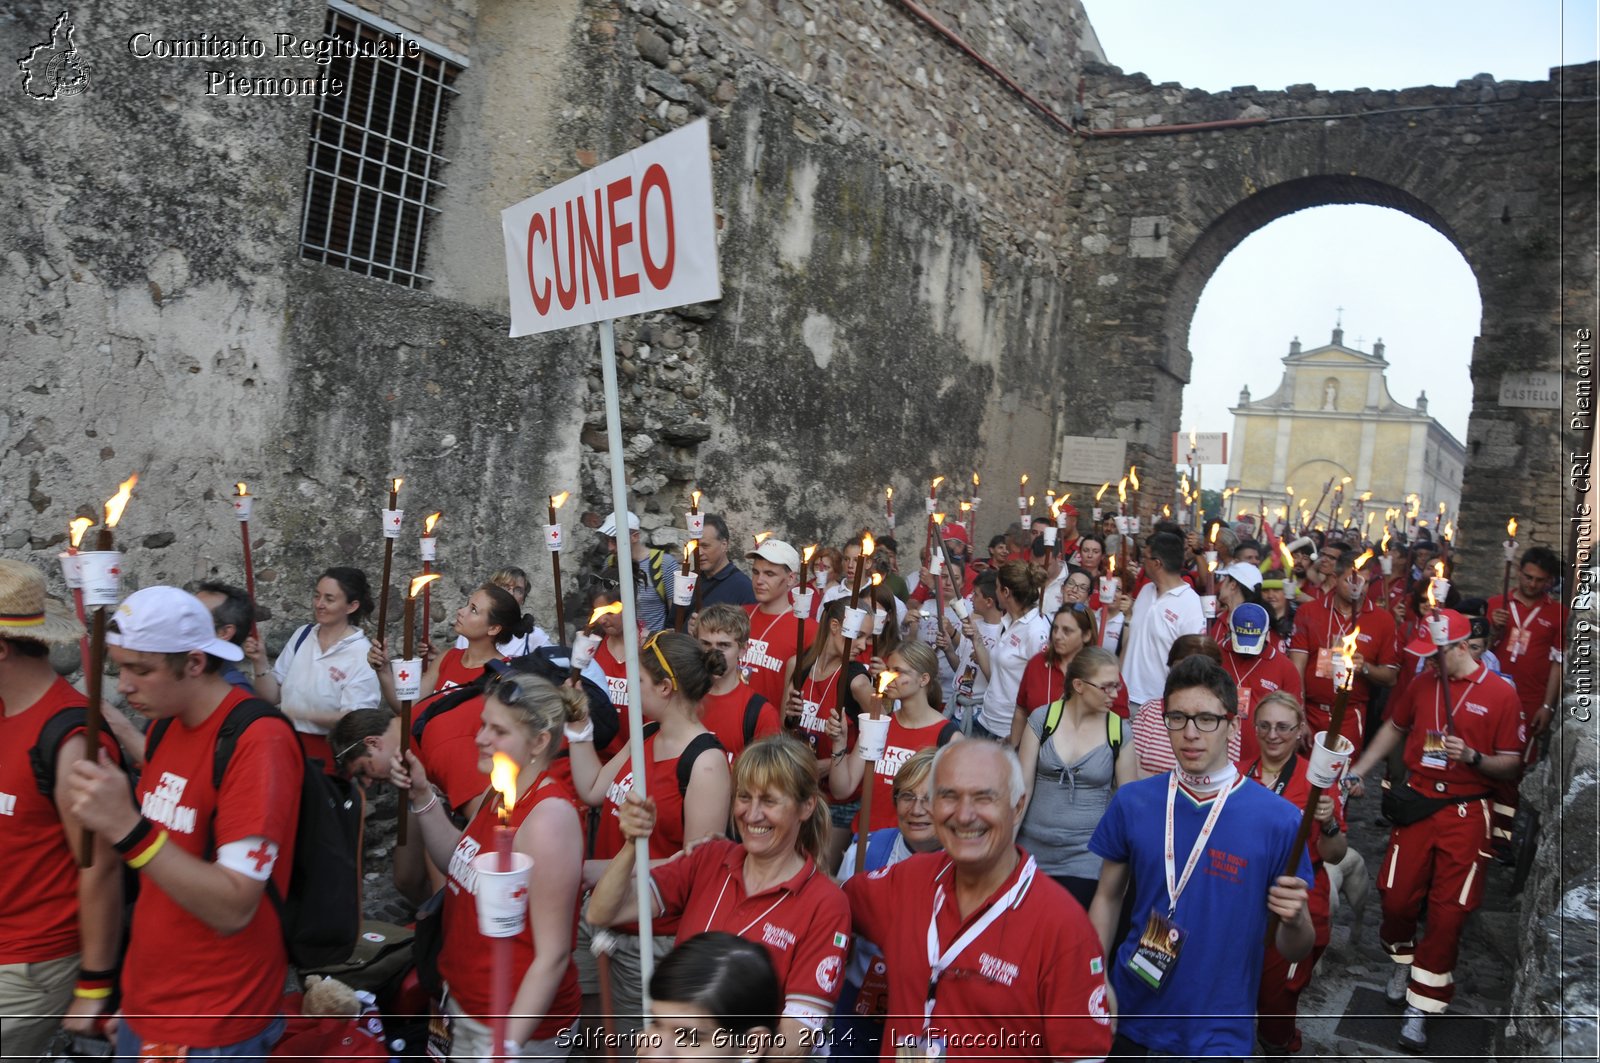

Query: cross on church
[247,841,274,873]
[1335,305,1344,327]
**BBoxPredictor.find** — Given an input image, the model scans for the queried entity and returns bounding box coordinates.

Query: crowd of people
[0,495,1566,1062]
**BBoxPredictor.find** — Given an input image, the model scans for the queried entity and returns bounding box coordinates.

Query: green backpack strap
[1040,696,1067,742]
[648,548,669,601]
[1105,712,1124,758]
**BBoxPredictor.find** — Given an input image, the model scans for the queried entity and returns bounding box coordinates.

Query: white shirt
[1040,572,1069,620]
[453,625,552,659]
[978,607,1048,736]
[952,610,1002,712]
[272,625,382,735]
[1122,581,1207,705]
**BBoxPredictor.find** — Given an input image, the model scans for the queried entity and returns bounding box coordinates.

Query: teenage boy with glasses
[1088,655,1312,1060]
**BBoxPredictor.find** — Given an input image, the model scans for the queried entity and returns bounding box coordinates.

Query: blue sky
[1082,0,1596,465]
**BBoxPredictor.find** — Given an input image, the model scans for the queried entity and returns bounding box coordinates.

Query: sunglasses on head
[643,632,678,690]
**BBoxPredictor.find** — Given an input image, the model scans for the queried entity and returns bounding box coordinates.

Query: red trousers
[1258,864,1331,1048]
[1377,797,1493,1012]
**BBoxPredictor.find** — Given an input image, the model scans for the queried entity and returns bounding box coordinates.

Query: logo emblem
[19,12,88,100]
[815,956,841,994]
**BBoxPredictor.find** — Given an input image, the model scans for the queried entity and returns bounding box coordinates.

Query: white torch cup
[792,589,815,619]
[544,524,563,551]
[1099,576,1119,605]
[1380,556,1393,576]
[672,572,698,606]
[58,552,85,589]
[929,550,946,575]
[1306,732,1355,788]
[79,551,123,608]
[856,715,892,762]
[570,631,602,669]
[686,513,705,537]
[872,608,888,636]
[419,537,437,562]
[951,598,972,620]
[391,659,424,701]
[471,852,534,937]
[381,509,405,539]
[1201,595,1218,619]
[1426,613,1451,646]
[1330,653,1352,689]
[1204,550,1218,567]
[841,607,868,639]
[1431,576,1451,601]
[232,496,254,521]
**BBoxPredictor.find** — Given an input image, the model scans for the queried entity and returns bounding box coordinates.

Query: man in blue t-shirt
[1089,655,1314,1059]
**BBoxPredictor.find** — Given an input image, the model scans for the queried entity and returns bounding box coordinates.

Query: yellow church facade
[1226,328,1465,534]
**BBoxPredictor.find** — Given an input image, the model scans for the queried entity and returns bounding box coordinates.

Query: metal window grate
[299,8,462,288]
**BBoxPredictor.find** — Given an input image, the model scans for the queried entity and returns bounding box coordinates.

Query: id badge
[1128,908,1186,990]
[1314,647,1333,680]
[140,1046,189,1063]
[1235,687,1253,723]
[895,1032,947,1060]
[1421,730,1449,770]
[1508,627,1530,661]
[425,1007,453,1061]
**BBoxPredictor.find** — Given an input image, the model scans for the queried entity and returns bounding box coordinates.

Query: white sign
[1056,436,1128,484]
[1172,432,1229,465]
[1498,371,1560,409]
[502,120,721,337]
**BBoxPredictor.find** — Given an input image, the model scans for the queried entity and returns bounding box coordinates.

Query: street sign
[1172,432,1228,465]
[1057,436,1127,484]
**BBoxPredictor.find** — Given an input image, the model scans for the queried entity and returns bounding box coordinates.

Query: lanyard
[1436,669,1477,734]
[1506,598,1543,661]
[1164,773,1235,917]
[1323,604,1353,650]
[923,855,1036,1030]
[751,607,787,648]
[1248,754,1297,796]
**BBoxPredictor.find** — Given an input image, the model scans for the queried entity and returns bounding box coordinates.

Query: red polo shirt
[1390,661,1523,795]
[650,838,850,1018]
[1291,600,1397,746]
[1486,593,1566,716]
[843,849,1112,1061]
[1221,644,1303,766]
[742,605,810,710]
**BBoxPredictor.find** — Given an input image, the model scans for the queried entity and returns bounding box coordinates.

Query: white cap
[598,511,641,537]
[107,586,245,662]
[747,539,801,572]
[1218,561,1263,592]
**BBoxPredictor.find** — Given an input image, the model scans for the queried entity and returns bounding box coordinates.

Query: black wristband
[1471,748,1483,767]
[111,816,154,855]
[77,966,118,981]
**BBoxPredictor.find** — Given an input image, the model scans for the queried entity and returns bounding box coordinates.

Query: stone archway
[1058,64,1595,586]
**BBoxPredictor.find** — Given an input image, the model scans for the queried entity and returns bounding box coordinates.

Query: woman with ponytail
[389,668,589,1059]
[567,631,732,1040]
[370,582,533,709]
[589,734,850,1056]
[970,560,1050,746]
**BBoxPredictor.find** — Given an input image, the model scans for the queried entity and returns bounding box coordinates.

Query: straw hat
[0,559,86,645]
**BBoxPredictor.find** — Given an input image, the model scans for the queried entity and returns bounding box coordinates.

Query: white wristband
[564,719,595,744]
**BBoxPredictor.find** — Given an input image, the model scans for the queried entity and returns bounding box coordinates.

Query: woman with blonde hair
[588,734,851,1057]
[390,667,589,1060]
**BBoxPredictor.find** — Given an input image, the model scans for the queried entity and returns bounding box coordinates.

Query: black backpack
[740,691,772,748]
[146,698,362,968]
[29,705,94,800]
[412,647,618,755]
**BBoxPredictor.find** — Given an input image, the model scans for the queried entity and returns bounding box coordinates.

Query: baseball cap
[598,511,641,537]
[1404,608,1470,657]
[747,539,801,573]
[1229,603,1270,656]
[941,522,971,547]
[1218,561,1263,592]
[107,586,245,662]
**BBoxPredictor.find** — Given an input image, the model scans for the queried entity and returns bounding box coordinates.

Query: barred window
[299,5,464,288]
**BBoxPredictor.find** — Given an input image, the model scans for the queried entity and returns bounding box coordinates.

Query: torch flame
[753,531,773,547]
[1189,430,1198,450]
[683,539,698,566]
[551,491,570,510]
[392,477,404,495]
[1507,517,1518,538]
[862,533,875,557]
[690,489,701,510]
[1425,579,1437,610]
[1354,549,1375,569]
[877,670,898,696]
[1443,521,1453,541]
[104,474,138,527]
[69,517,94,548]
[1434,560,1447,579]
[1279,542,1295,570]
[588,602,624,626]
[959,501,971,513]
[1343,476,1353,485]
[932,512,946,525]
[1286,486,1295,496]
[972,473,980,488]
[1128,466,1140,491]
[424,511,442,535]
[1117,478,1128,504]
[931,475,945,491]
[803,544,817,563]
[1020,474,1029,488]
[235,482,248,496]
[1028,495,1035,508]
[1108,555,1116,575]
[1381,530,1391,551]
[1340,627,1360,661]
[1209,523,1219,544]
[1360,491,1372,501]
[871,573,883,587]
[408,573,441,598]
[491,752,520,816]
[1096,482,1111,502]
[1162,504,1172,518]
[885,486,893,500]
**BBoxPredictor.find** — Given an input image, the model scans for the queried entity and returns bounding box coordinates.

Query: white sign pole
[597,317,656,1017]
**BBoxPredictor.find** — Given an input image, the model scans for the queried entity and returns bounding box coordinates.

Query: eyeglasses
[1081,679,1121,697]
[893,791,932,809]
[1254,721,1299,735]
[1162,711,1231,732]
[643,632,678,690]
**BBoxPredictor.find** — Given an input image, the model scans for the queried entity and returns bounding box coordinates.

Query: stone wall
[347,0,477,60]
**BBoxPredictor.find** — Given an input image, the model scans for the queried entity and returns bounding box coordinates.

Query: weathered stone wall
[347,0,477,60]
[1056,61,1594,588]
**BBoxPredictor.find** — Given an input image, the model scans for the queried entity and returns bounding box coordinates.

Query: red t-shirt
[0,677,121,963]
[125,687,302,1046]
[1291,601,1398,747]
[649,839,851,1017]
[854,715,951,832]
[1014,654,1067,716]
[434,647,492,692]
[1221,645,1303,766]
[699,682,782,764]
[843,849,1113,1061]
[1390,662,1523,795]
[741,605,810,709]
[793,661,867,763]
[415,693,489,811]
[1244,758,1343,945]
[594,639,631,759]
[438,772,583,1031]
[1487,593,1566,714]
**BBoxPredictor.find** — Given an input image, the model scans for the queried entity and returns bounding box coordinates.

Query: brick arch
[1059,64,1594,587]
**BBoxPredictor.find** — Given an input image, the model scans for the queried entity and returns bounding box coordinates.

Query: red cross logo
[247,841,274,872]
[108,564,121,576]
[397,669,411,682]
[390,514,402,526]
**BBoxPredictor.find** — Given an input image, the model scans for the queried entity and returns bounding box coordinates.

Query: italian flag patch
[834,932,849,949]
[1090,957,1104,975]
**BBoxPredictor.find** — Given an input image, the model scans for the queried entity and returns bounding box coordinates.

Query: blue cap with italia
[1229,602,1270,656]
